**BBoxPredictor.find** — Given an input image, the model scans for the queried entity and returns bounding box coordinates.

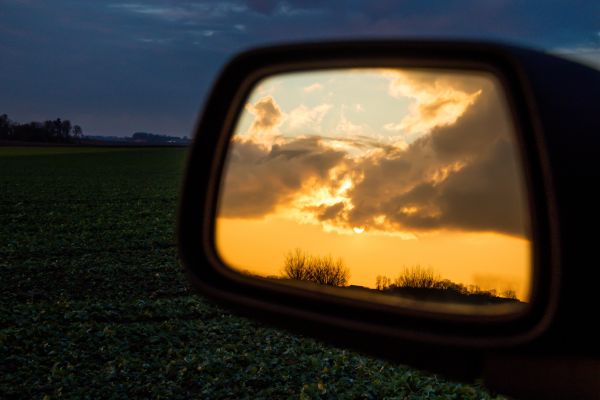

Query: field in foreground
[0,147,506,399]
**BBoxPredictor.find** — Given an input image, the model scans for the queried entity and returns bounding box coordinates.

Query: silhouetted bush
[373,265,521,304]
[394,265,440,289]
[283,248,349,287]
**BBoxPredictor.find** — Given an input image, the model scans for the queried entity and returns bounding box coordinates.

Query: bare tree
[375,275,392,290]
[283,248,312,281]
[282,248,349,287]
[60,119,72,140]
[310,254,348,286]
[72,125,83,143]
[394,265,440,289]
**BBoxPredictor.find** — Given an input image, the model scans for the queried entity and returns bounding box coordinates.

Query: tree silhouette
[375,275,392,290]
[72,125,83,138]
[394,265,440,289]
[0,114,11,140]
[283,248,349,287]
[72,125,83,143]
[0,113,82,143]
[60,119,72,140]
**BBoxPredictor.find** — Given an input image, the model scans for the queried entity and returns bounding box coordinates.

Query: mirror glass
[215,68,532,315]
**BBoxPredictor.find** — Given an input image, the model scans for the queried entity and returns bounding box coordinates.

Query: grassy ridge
[0,147,506,399]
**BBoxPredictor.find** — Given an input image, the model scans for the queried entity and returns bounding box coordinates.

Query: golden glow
[216,68,532,309]
[216,217,531,301]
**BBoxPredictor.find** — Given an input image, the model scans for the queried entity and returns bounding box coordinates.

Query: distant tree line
[0,113,83,143]
[376,265,518,300]
[279,251,519,304]
[131,132,184,143]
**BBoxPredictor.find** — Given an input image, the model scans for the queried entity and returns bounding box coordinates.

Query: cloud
[381,70,482,137]
[554,46,600,70]
[333,111,406,155]
[303,82,323,93]
[246,95,284,135]
[334,113,364,137]
[109,2,248,21]
[219,136,347,217]
[4,0,598,142]
[318,202,345,221]
[371,139,527,235]
[137,37,172,44]
[109,3,197,21]
[284,103,332,132]
[245,96,332,139]
[219,75,529,238]
[345,79,529,237]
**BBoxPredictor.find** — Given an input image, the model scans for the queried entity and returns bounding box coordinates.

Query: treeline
[279,251,519,305]
[0,113,83,143]
[132,132,184,143]
[376,265,518,300]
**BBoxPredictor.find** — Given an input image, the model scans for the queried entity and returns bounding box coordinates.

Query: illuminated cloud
[246,95,284,136]
[346,80,528,237]
[335,113,365,137]
[381,70,482,137]
[219,70,529,239]
[303,82,323,93]
[285,103,332,132]
[219,136,347,218]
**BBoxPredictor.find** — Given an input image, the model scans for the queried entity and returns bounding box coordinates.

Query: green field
[0,147,505,399]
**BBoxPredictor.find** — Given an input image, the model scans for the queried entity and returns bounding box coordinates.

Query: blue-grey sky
[1,0,599,137]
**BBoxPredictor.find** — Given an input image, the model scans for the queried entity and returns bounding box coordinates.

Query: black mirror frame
[178,40,563,379]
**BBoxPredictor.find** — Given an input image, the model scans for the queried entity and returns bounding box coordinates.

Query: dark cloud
[378,138,527,236]
[317,202,345,221]
[429,80,509,162]
[0,0,597,136]
[219,136,346,217]
[346,79,529,237]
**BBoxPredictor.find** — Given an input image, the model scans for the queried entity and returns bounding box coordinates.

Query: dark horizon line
[1,112,189,140]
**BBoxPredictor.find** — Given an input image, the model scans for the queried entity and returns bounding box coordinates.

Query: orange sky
[215,68,532,301]
[216,217,531,300]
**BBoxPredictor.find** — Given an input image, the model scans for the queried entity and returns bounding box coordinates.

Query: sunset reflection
[216,68,531,304]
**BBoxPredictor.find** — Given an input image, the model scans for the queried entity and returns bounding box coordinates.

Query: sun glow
[353,227,365,234]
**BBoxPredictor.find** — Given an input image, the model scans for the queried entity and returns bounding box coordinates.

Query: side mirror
[178,41,600,399]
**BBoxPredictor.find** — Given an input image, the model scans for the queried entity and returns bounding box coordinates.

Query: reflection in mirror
[215,68,531,315]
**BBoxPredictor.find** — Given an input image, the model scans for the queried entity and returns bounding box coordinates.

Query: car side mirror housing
[178,40,600,399]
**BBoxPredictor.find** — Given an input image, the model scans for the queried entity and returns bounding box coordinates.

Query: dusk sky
[1,0,600,137]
